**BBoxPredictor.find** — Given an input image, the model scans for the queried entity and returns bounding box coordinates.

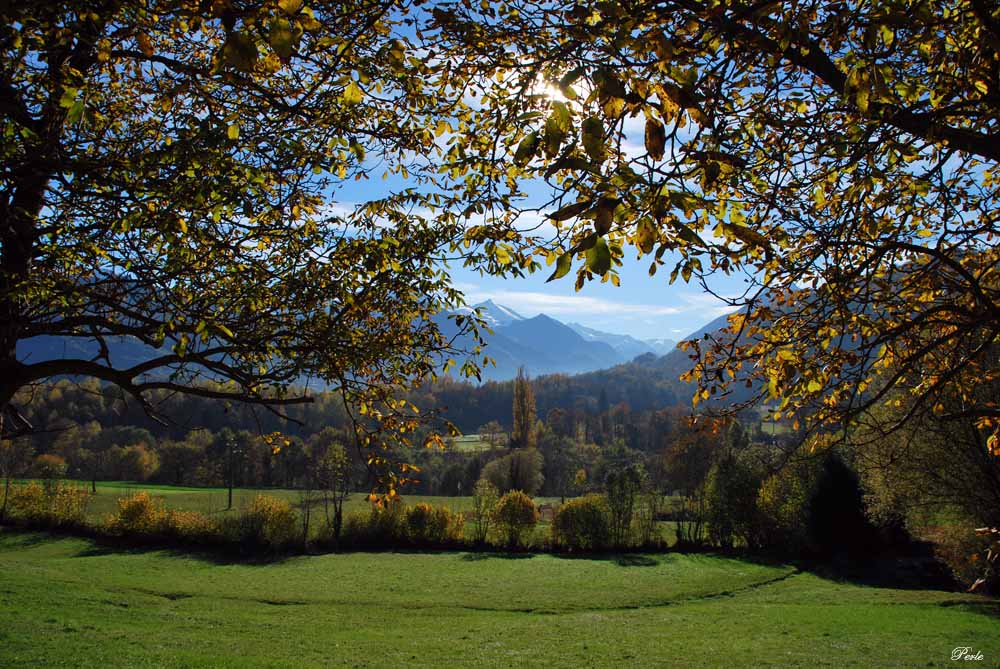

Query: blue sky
[445,251,742,341]
[330,66,746,342]
[333,172,744,342]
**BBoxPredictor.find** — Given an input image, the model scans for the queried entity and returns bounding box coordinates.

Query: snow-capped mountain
[566,322,659,361]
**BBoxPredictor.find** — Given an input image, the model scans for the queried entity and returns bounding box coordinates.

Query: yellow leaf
[343,81,363,105]
[227,124,239,140]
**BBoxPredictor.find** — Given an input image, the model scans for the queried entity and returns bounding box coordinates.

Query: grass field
[446,434,502,452]
[65,480,491,522]
[0,530,997,667]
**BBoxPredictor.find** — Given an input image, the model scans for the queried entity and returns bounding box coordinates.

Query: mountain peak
[472,300,526,327]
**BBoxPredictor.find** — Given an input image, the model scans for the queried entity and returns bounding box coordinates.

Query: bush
[161,509,216,543]
[220,494,297,550]
[342,497,407,547]
[807,453,880,558]
[756,459,817,554]
[105,492,216,543]
[8,481,90,529]
[405,503,465,546]
[494,490,538,548]
[932,524,998,594]
[551,495,610,551]
[33,454,67,490]
[471,478,499,544]
[107,492,164,535]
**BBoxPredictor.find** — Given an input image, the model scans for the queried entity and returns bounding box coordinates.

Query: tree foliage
[0,0,494,489]
[510,366,536,449]
[432,0,1000,445]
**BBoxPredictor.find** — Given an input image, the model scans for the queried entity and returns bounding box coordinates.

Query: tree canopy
[431,0,1000,447]
[0,0,498,488]
[5,0,1000,490]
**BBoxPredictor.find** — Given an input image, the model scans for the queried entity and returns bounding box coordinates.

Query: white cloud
[462,288,683,318]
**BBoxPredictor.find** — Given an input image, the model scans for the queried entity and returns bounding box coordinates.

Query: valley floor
[0,531,997,667]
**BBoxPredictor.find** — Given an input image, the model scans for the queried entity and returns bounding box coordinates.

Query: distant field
[65,480,484,522]
[446,433,503,452]
[1,531,997,667]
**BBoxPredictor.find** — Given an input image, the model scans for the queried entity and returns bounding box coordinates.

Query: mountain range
[443,300,679,381]
[16,299,703,384]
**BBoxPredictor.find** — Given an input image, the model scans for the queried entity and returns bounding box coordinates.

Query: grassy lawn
[446,434,501,452]
[72,480,487,521]
[0,531,997,667]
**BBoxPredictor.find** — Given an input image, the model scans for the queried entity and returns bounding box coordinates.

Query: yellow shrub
[107,492,165,535]
[9,481,89,528]
[162,509,216,542]
[239,495,297,548]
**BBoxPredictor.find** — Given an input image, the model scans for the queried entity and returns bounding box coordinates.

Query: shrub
[405,503,465,546]
[932,524,998,594]
[226,494,297,550]
[107,492,164,535]
[807,453,880,558]
[161,509,216,543]
[471,478,499,544]
[107,492,216,543]
[551,495,610,551]
[33,454,67,491]
[494,490,538,548]
[8,481,90,529]
[342,497,407,547]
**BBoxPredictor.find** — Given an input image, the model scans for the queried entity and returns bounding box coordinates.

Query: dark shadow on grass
[798,554,960,593]
[0,525,296,566]
[461,551,536,561]
[937,600,1000,618]
[69,538,296,566]
[548,552,662,567]
[0,530,58,550]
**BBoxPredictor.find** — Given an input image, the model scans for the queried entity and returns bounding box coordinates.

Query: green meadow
[63,480,489,521]
[0,531,997,667]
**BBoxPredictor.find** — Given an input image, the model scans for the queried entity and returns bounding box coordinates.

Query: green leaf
[223,32,259,72]
[549,200,591,221]
[581,117,605,163]
[636,219,656,254]
[585,236,612,275]
[672,220,703,246]
[66,100,85,125]
[268,17,297,61]
[513,131,540,166]
[59,88,78,109]
[546,252,573,282]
